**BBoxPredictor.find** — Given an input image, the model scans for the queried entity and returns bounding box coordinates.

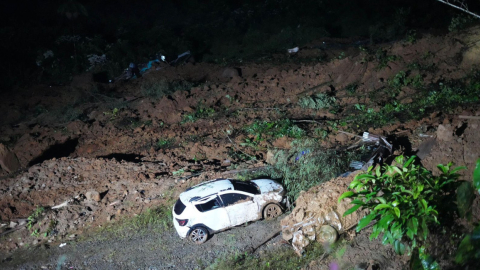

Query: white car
[172,178,285,244]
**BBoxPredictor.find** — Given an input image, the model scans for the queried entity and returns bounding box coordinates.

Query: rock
[416,138,436,160]
[9,221,18,228]
[436,124,453,141]
[266,150,275,165]
[281,171,367,255]
[68,234,76,238]
[221,159,231,167]
[222,67,241,79]
[33,239,39,245]
[85,190,101,202]
[0,143,21,173]
[335,133,349,143]
[107,215,115,221]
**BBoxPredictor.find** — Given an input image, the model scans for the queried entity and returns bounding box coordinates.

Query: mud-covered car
[173,178,285,244]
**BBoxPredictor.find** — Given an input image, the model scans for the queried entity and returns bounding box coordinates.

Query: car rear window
[174,199,186,215]
[231,180,260,195]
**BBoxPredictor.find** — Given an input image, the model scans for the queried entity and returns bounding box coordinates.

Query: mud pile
[0,157,178,249]
[281,171,367,255]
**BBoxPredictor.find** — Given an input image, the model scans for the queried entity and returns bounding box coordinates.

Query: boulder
[85,190,101,202]
[0,143,21,173]
[436,124,453,141]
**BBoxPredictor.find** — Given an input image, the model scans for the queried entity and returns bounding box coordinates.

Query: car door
[219,192,259,226]
[192,195,230,231]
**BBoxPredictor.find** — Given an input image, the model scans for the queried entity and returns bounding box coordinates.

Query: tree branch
[437,0,480,19]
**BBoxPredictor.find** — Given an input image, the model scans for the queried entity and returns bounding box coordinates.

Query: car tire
[263,203,282,220]
[189,226,209,244]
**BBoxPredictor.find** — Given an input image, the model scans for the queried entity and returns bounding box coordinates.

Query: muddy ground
[1,26,480,269]
[0,216,284,270]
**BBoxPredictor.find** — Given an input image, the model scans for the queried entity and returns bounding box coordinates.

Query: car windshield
[231,180,260,195]
[174,199,186,215]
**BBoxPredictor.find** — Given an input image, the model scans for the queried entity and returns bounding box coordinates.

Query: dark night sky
[0,0,476,90]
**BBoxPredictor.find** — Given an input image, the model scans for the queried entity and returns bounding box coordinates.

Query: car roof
[180,179,234,203]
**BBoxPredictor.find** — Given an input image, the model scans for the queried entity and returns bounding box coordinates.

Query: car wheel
[263,203,282,220]
[189,226,209,244]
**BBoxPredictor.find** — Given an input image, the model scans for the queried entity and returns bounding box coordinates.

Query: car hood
[251,179,283,194]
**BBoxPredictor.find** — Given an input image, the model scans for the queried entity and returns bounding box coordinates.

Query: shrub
[298,93,336,110]
[340,155,469,265]
[266,139,365,201]
[244,119,305,142]
[181,106,216,124]
[455,158,480,266]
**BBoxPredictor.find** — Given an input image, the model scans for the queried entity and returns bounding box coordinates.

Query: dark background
[1,0,478,91]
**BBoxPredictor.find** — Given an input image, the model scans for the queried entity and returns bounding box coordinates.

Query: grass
[375,49,401,70]
[156,138,175,149]
[345,83,358,95]
[347,74,480,130]
[244,119,305,141]
[298,93,336,110]
[90,204,173,241]
[207,241,326,270]
[262,139,367,201]
[181,106,216,124]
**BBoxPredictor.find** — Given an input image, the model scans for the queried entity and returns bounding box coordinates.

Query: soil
[1,26,480,269]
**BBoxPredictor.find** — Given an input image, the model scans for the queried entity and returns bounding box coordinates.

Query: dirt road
[0,216,283,270]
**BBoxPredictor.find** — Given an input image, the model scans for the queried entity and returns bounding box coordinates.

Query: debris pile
[280,172,368,255]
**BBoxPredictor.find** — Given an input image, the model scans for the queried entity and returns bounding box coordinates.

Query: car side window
[195,197,222,212]
[220,193,252,207]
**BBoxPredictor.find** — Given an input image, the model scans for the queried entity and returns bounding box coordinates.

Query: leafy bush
[340,155,467,264]
[348,75,480,129]
[298,93,336,110]
[266,139,365,201]
[449,14,475,32]
[455,158,480,266]
[156,138,175,149]
[244,119,305,142]
[181,106,216,124]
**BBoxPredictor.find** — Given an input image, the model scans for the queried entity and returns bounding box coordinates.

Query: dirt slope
[1,26,480,269]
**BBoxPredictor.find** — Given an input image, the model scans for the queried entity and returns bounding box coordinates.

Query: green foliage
[27,206,45,230]
[455,158,480,265]
[346,83,359,95]
[375,49,401,70]
[181,105,216,124]
[410,246,440,270]
[298,93,336,110]
[449,14,475,32]
[405,29,417,44]
[267,139,365,201]
[103,108,119,120]
[457,182,475,220]
[156,138,175,149]
[455,224,480,265]
[207,240,325,270]
[341,155,465,256]
[348,76,480,129]
[172,168,185,176]
[244,119,305,142]
[474,158,480,194]
[389,71,423,91]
